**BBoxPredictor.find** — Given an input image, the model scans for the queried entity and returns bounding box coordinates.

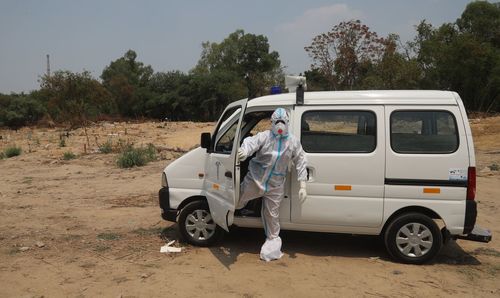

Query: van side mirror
[200,132,211,150]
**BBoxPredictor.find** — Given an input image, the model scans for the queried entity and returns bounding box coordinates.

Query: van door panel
[204,99,247,231]
[291,106,385,228]
[384,106,468,233]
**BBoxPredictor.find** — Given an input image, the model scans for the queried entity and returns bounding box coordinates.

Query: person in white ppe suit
[237,108,308,261]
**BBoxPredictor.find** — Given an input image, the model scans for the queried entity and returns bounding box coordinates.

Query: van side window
[390,111,458,154]
[301,111,376,153]
[241,110,273,139]
[249,117,270,136]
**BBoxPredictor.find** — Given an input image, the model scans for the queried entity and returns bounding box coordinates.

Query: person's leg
[261,189,283,239]
[236,176,262,210]
[260,187,284,261]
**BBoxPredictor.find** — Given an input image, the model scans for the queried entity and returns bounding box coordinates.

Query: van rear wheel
[384,213,442,264]
[178,200,223,246]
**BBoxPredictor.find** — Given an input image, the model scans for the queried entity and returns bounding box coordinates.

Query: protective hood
[271,108,289,137]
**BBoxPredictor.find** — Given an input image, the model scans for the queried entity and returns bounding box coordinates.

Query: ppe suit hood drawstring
[264,136,283,192]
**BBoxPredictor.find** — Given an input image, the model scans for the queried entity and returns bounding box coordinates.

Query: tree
[305,20,387,90]
[361,34,422,89]
[413,1,500,112]
[303,69,331,91]
[39,70,112,127]
[194,30,282,99]
[101,50,154,117]
[145,71,191,120]
[456,1,500,46]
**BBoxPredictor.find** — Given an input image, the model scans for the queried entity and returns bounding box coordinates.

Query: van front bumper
[159,187,177,222]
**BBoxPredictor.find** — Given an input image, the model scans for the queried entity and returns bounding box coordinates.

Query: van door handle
[306,167,314,181]
[225,171,232,178]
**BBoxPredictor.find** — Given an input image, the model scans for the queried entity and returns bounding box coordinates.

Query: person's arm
[238,131,267,161]
[292,137,308,201]
[292,137,308,182]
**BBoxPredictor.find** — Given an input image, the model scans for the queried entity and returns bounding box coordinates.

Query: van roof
[246,90,459,108]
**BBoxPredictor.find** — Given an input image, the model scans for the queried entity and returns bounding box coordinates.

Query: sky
[0,0,474,93]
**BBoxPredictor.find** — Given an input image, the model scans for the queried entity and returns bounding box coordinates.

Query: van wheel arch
[381,206,442,237]
[177,195,207,211]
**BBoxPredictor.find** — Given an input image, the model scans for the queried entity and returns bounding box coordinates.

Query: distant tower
[46,54,51,77]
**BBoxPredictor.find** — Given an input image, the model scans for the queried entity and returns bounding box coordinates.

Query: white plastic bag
[260,237,284,262]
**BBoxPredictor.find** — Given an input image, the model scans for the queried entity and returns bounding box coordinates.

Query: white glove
[237,148,247,161]
[298,181,307,202]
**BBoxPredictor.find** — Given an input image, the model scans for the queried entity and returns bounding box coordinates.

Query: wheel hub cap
[409,236,419,245]
[396,222,433,258]
[185,209,216,241]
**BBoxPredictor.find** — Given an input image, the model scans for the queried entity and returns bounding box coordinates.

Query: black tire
[384,213,442,264]
[177,200,224,247]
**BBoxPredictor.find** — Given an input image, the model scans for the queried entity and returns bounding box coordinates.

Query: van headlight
[161,172,168,188]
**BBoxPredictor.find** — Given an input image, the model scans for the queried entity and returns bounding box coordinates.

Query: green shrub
[116,144,157,168]
[4,146,22,158]
[144,143,157,161]
[0,152,4,159]
[116,147,146,168]
[489,164,499,171]
[98,140,113,154]
[63,151,76,160]
[59,138,66,147]
[0,94,46,129]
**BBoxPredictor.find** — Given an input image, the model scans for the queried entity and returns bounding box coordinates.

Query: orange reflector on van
[212,183,220,190]
[335,185,352,191]
[424,188,440,194]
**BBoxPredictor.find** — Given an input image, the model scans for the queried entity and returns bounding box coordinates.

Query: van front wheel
[384,213,442,264]
[178,200,223,246]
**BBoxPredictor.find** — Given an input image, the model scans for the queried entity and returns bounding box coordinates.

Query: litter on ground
[160,240,182,253]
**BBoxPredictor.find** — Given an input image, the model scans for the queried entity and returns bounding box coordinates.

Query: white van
[158,87,491,264]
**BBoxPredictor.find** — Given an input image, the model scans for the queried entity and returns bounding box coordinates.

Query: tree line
[0,1,498,129]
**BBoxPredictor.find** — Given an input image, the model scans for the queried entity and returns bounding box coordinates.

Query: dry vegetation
[0,117,499,297]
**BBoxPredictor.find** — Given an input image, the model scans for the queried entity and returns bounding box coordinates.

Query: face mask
[272,121,288,136]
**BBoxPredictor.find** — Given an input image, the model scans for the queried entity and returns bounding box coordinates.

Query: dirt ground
[0,117,499,298]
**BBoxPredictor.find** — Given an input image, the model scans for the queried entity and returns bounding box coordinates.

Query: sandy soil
[0,117,499,298]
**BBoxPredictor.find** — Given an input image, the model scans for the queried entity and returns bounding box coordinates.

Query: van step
[457,226,492,243]
[234,208,260,217]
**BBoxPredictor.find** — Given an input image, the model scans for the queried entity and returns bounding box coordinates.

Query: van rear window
[301,111,376,153]
[390,111,458,154]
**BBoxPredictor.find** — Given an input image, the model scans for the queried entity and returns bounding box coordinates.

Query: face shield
[271,108,289,137]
